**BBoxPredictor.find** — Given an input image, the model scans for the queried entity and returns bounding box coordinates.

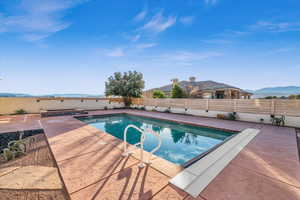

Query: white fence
[131,98,300,128]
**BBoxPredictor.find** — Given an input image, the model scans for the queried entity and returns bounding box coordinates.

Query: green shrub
[152,90,166,98]
[14,109,27,115]
[171,84,186,98]
[265,96,277,99]
[2,139,26,161]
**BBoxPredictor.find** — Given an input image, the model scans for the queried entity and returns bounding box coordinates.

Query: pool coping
[76,111,240,134]
[170,128,260,197]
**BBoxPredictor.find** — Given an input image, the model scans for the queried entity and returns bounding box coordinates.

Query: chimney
[189,76,196,82]
[171,78,179,85]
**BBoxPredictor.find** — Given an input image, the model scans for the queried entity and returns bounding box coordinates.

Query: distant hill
[2,87,300,99]
[0,93,33,97]
[0,93,104,98]
[249,86,300,98]
[41,94,104,98]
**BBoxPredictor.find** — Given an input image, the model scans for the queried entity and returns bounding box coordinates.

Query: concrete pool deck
[1,109,300,200]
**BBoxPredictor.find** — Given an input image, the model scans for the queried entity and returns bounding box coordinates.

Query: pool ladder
[122,125,162,168]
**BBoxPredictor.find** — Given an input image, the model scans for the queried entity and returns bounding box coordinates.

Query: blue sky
[0,0,300,95]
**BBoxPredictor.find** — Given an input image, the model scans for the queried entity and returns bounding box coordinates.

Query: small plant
[14,109,27,115]
[227,112,237,120]
[217,113,237,120]
[2,148,14,161]
[1,134,26,161]
[217,114,226,120]
[164,107,171,113]
[140,106,146,111]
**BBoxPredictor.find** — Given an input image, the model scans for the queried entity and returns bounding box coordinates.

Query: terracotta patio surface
[0,133,69,200]
[1,109,300,200]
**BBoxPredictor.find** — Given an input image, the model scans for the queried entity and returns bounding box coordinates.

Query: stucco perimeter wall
[0,97,124,115]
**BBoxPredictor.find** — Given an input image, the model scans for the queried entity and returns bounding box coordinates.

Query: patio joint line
[146,163,179,179]
[231,162,300,190]
[0,167,21,178]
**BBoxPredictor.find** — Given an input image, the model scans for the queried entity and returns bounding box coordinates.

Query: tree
[152,90,166,98]
[171,84,186,98]
[105,71,145,106]
[265,96,277,99]
[288,95,297,99]
[265,96,273,99]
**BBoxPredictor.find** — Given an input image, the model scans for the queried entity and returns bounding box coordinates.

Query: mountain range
[1,86,300,98]
[0,93,104,98]
[246,86,300,98]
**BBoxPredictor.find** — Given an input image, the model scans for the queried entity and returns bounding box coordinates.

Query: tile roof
[148,80,251,94]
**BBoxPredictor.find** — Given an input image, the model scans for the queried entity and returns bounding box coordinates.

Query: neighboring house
[144,77,252,99]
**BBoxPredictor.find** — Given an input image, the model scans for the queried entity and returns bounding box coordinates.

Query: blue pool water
[77,114,235,165]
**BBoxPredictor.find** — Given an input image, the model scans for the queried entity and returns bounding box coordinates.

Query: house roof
[147,80,252,94]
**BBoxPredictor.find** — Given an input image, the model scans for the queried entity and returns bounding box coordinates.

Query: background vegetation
[105,71,145,106]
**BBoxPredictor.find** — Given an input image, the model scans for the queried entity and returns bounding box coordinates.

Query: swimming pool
[77,114,236,166]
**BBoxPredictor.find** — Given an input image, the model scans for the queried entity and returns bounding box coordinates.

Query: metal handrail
[144,128,162,164]
[122,124,162,168]
[123,124,146,168]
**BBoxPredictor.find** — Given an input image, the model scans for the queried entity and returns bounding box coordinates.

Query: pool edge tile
[169,171,197,190]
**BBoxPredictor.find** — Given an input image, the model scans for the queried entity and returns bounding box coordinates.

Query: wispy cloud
[130,34,141,42]
[105,48,125,57]
[136,43,157,49]
[0,0,87,41]
[250,21,300,33]
[205,0,218,6]
[133,10,147,22]
[139,11,176,34]
[179,16,195,25]
[122,33,141,42]
[162,51,222,62]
